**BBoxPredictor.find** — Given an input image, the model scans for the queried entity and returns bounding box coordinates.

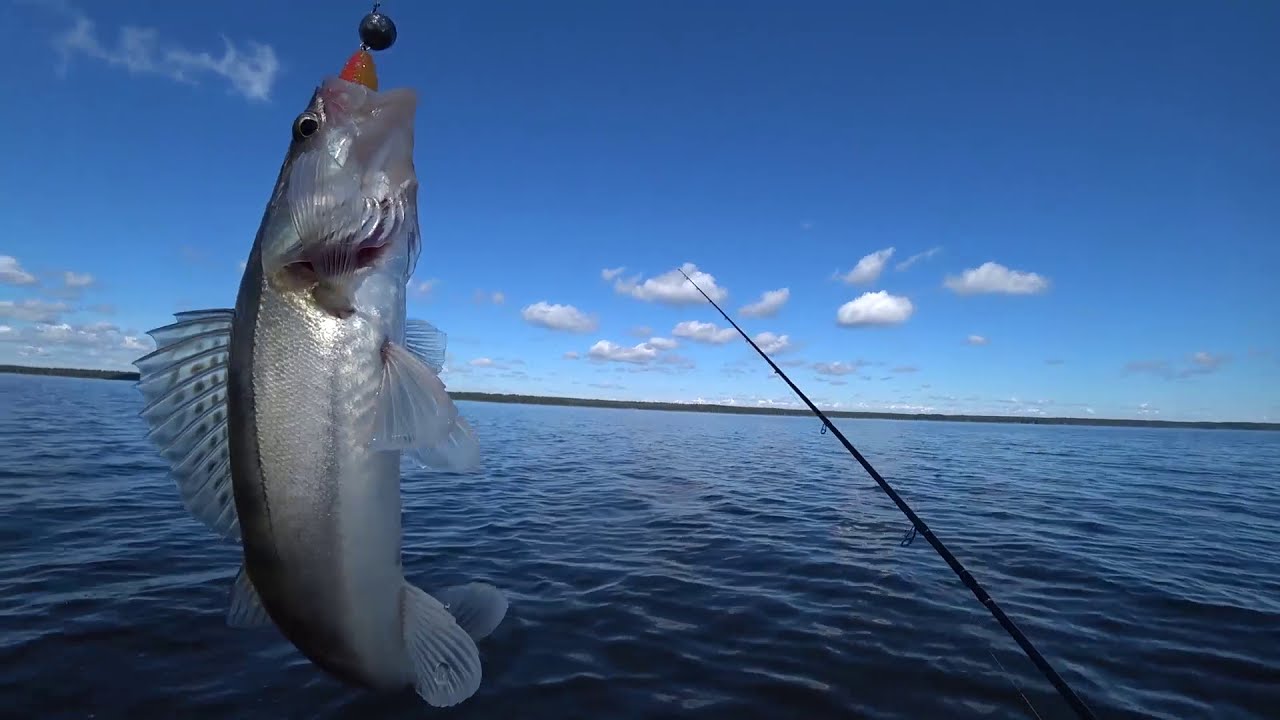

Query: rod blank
[678,268,1099,720]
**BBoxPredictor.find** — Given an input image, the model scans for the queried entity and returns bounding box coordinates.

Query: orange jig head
[339,49,378,91]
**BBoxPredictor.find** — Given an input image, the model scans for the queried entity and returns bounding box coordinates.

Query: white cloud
[813,361,863,376]
[753,331,791,354]
[1125,351,1230,379]
[63,271,94,288]
[647,337,678,350]
[672,320,737,344]
[835,291,914,327]
[601,267,625,281]
[0,256,36,286]
[612,262,727,305]
[0,320,153,369]
[587,340,661,364]
[521,301,598,333]
[472,289,505,305]
[966,335,989,345]
[411,278,438,296]
[1189,351,1227,373]
[0,299,70,323]
[896,246,942,271]
[563,351,581,360]
[45,4,280,101]
[739,288,790,317]
[836,247,895,285]
[944,261,1050,295]
[469,357,497,368]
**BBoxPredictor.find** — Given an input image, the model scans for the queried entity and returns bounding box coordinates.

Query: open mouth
[287,239,388,280]
[285,197,398,281]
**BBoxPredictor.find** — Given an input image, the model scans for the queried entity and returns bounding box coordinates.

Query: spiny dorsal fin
[134,309,240,543]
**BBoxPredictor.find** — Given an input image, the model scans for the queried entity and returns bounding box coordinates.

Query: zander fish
[133,49,506,707]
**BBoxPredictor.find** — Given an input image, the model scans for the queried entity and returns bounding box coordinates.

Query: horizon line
[1,364,1275,432]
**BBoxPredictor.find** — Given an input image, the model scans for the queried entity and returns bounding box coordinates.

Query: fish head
[262,73,421,315]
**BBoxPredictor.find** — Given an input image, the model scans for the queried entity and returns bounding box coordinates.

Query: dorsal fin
[133,309,240,543]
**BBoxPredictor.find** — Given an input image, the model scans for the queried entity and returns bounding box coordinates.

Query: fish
[132,48,506,707]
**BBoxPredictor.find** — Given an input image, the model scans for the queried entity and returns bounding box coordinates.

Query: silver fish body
[135,75,506,707]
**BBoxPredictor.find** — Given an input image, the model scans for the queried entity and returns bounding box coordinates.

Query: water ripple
[1,374,1278,719]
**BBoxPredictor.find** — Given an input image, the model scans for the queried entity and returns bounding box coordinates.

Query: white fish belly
[247,286,410,689]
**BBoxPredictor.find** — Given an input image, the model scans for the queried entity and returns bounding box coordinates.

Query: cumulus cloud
[63,271,93,288]
[601,267,626,281]
[40,2,280,101]
[411,278,438,296]
[896,247,942,271]
[0,256,37,286]
[753,331,791,354]
[612,262,727,305]
[1188,351,1228,373]
[739,288,790,317]
[563,351,581,359]
[672,320,737,344]
[836,247,895,285]
[647,337,679,350]
[587,340,661,364]
[835,291,914,327]
[944,262,1050,295]
[813,361,863,376]
[1125,351,1230,379]
[0,299,70,323]
[0,320,152,369]
[966,335,989,346]
[521,301,599,333]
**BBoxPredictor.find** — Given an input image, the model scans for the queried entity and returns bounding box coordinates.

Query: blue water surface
[1,374,1278,719]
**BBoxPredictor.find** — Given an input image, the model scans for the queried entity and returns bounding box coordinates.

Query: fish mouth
[284,196,400,284]
[285,238,388,283]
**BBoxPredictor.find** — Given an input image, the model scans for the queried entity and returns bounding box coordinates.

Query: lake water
[1,374,1278,719]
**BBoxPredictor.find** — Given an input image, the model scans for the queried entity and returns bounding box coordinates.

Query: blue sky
[0,0,1276,422]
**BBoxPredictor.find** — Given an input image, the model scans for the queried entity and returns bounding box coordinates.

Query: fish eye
[292,112,320,142]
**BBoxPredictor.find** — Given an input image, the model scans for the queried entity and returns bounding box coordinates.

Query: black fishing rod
[678,268,1099,720]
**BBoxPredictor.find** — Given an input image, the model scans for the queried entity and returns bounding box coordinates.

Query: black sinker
[359,12,397,52]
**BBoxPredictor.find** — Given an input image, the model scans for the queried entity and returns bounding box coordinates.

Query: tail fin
[400,582,483,706]
[432,582,508,641]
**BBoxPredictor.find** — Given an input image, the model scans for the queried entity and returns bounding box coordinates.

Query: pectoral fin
[404,318,446,373]
[370,340,481,472]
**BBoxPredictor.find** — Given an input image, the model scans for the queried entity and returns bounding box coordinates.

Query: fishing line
[677,268,1099,720]
[990,649,1046,720]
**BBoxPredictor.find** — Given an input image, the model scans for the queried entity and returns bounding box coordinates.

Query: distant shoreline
[2,364,1275,431]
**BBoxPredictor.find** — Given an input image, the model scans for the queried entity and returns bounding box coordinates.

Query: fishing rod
[678,268,1100,720]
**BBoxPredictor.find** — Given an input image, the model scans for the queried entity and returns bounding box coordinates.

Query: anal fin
[401,582,483,707]
[134,309,240,543]
[433,582,508,641]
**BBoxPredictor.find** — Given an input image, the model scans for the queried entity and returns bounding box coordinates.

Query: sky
[0,0,1276,423]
